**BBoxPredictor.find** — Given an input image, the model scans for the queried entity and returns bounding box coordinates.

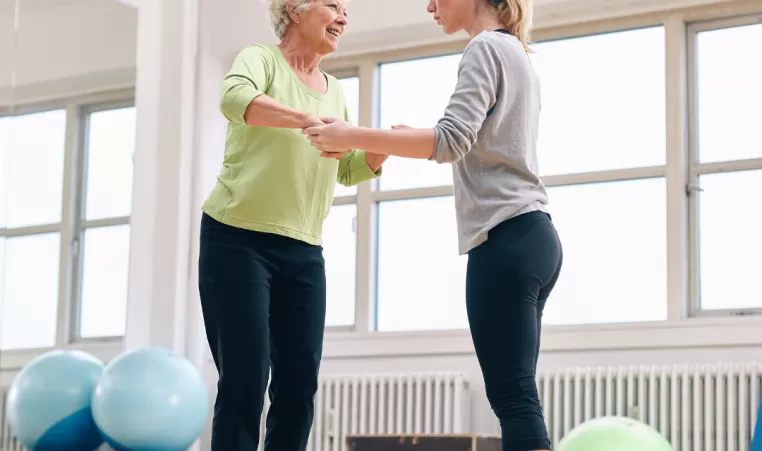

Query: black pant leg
[264,235,327,451]
[198,214,274,451]
[465,211,563,451]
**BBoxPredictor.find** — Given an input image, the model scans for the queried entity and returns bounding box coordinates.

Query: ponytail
[490,0,534,52]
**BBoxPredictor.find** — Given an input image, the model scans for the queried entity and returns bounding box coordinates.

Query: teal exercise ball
[5,350,104,451]
[558,416,673,451]
[91,347,209,451]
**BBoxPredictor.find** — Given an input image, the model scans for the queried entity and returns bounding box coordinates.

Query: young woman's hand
[303,117,355,154]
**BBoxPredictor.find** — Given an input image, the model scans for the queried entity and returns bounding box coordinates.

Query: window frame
[318,9,762,337]
[686,14,762,318]
[0,89,134,358]
[3,3,762,372]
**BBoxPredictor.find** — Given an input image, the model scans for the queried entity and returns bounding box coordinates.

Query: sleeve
[337,104,382,186]
[219,45,274,124]
[432,38,501,163]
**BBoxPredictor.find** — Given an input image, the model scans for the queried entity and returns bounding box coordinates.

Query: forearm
[243,95,320,129]
[349,127,436,160]
[364,152,388,172]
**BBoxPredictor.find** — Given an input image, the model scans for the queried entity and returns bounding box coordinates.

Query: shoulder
[465,31,525,62]
[234,44,279,63]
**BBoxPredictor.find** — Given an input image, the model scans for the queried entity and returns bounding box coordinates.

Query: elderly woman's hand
[303,117,355,154]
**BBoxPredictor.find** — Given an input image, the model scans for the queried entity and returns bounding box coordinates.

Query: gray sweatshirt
[432,30,549,255]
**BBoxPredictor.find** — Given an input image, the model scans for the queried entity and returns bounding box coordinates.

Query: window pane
[698,170,762,310]
[335,77,359,197]
[531,27,666,176]
[85,107,136,220]
[376,196,467,331]
[323,204,356,327]
[0,110,66,228]
[696,23,762,163]
[378,54,460,191]
[543,178,667,325]
[0,233,60,350]
[79,225,131,338]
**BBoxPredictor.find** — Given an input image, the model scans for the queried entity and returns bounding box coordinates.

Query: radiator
[258,372,470,451]
[526,363,762,451]
[1,390,22,451]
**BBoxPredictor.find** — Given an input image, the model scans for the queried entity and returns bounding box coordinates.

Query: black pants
[198,213,326,451]
[466,211,563,451]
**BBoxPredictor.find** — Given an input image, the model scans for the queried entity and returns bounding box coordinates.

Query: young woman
[303,1,562,450]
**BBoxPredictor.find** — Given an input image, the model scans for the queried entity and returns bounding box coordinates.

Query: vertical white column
[124,0,199,354]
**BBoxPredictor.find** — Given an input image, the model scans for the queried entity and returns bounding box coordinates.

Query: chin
[439,22,460,35]
[319,41,339,54]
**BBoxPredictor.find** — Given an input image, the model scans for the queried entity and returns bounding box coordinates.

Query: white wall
[0,0,136,103]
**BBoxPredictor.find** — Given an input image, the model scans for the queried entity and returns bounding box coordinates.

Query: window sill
[321,316,762,359]
[0,341,123,373]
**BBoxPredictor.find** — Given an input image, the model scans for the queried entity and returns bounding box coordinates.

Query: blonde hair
[491,0,534,52]
[265,0,314,39]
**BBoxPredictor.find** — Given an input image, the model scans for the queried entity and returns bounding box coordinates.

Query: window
[323,204,357,327]
[372,27,668,331]
[77,105,136,338]
[530,27,666,175]
[0,100,135,350]
[376,196,467,332]
[0,110,67,350]
[334,76,360,197]
[543,179,668,325]
[690,19,762,312]
[378,54,461,191]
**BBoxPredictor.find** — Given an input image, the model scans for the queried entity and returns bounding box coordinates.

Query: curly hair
[266,0,315,39]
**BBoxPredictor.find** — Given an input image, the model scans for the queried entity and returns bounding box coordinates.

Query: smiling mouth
[327,29,341,37]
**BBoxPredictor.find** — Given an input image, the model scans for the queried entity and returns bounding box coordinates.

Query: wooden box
[346,434,501,451]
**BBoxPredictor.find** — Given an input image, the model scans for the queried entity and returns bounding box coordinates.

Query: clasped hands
[302,117,410,160]
[302,117,353,161]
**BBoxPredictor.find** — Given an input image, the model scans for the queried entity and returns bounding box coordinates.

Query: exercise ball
[5,349,104,451]
[558,416,673,451]
[91,347,209,451]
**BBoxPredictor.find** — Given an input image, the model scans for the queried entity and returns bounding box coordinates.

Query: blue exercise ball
[5,349,104,451]
[91,347,209,451]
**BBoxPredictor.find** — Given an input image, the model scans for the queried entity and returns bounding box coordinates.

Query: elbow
[433,123,473,164]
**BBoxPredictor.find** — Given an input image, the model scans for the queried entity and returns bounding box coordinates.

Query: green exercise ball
[557,416,673,451]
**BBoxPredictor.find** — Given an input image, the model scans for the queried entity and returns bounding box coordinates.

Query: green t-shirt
[202,44,380,245]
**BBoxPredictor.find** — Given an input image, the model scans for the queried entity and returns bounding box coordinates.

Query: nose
[336,14,347,26]
[426,0,436,13]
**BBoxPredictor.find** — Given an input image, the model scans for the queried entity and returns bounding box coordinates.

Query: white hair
[265,0,315,39]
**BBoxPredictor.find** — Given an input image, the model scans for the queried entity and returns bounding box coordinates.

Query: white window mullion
[353,59,379,333]
[664,17,691,322]
[56,102,83,346]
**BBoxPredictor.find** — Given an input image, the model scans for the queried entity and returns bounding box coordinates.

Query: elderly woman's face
[296,0,348,53]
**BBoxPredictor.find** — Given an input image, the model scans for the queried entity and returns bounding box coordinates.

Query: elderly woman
[198,0,385,449]
[305,1,561,450]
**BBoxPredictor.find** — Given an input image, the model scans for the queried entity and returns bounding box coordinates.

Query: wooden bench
[346,434,501,451]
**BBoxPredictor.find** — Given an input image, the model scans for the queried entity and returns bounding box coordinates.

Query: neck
[464,6,502,38]
[278,32,323,74]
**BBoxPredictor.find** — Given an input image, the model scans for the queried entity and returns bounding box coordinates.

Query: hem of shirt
[459,201,548,255]
[201,205,322,246]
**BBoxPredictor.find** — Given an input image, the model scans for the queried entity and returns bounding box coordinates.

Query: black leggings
[198,213,326,451]
[466,211,563,451]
